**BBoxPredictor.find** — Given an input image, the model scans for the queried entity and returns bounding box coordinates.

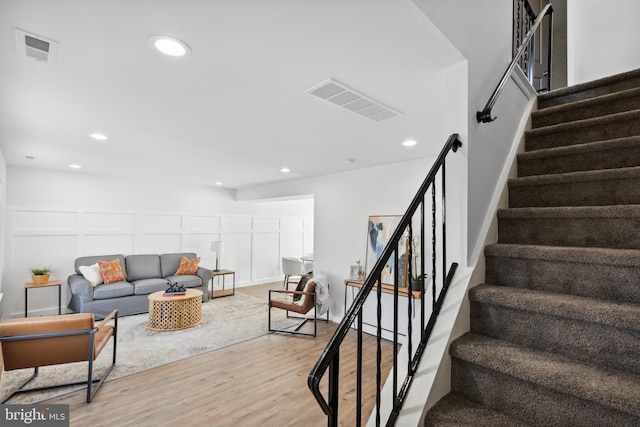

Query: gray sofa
[68,253,212,319]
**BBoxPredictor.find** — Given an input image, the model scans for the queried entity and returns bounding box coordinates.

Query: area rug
[0,291,297,404]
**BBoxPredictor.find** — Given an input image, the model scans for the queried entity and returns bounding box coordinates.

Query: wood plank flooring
[42,283,396,427]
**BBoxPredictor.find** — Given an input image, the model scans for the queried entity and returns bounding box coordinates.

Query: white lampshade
[210,241,224,271]
[210,241,224,253]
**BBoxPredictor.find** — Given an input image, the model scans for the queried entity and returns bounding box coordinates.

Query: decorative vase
[32,274,50,285]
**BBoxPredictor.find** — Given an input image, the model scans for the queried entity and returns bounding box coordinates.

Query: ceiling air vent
[15,29,59,64]
[306,79,401,121]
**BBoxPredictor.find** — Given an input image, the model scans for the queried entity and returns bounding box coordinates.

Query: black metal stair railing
[477,2,553,123]
[308,134,462,426]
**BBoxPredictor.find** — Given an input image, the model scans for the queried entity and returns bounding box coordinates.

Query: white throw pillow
[79,263,104,287]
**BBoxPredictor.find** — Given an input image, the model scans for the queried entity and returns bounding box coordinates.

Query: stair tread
[451,333,640,417]
[518,135,640,161]
[509,165,640,187]
[425,394,532,427]
[533,86,640,120]
[485,243,640,267]
[470,284,640,332]
[538,68,640,103]
[497,204,640,219]
[525,108,640,138]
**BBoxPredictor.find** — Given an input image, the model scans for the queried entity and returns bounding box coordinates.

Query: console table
[344,279,422,342]
[25,280,62,317]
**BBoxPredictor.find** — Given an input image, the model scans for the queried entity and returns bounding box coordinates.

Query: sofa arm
[196,267,213,301]
[68,274,94,304]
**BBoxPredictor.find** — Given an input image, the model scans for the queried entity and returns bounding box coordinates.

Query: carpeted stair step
[538,67,640,109]
[450,333,640,426]
[532,87,640,129]
[424,394,532,427]
[484,243,640,304]
[469,284,640,374]
[524,109,640,152]
[509,166,640,208]
[518,135,640,178]
[497,205,640,249]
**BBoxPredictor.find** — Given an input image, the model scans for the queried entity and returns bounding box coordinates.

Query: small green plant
[30,265,53,276]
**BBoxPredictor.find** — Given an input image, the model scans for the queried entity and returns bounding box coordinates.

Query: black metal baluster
[357,311,363,427]
[376,273,382,427]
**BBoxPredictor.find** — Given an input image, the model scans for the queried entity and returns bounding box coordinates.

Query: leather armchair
[0,310,118,403]
[268,281,328,337]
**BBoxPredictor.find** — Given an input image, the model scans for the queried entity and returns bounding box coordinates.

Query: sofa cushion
[175,256,200,275]
[93,281,134,300]
[79,263,103,287]
[98,259,126,284]
[75,254,126,276]
[165,275,202,288]
[160,253,197,278]
[126,254,162,282]
[132,278,170,295]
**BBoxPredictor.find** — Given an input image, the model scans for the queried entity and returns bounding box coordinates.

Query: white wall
[0,149,6,318]
[567,0,640,85]
[412,0,537,265]
[4,166,313,318]
[238,151,471,322]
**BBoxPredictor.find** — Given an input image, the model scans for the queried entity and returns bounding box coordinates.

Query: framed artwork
[365,215,409,286]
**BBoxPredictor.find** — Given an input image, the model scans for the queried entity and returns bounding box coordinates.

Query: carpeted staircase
[425,68,640,426]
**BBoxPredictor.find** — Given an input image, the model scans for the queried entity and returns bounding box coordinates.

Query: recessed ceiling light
[215,182,223,186]
[402,139,417,147]
[69,164,82,169]
[90,133,108,141]
[149,35,191,57]
[280,167,291,173]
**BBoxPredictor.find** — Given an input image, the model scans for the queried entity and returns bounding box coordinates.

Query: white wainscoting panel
[184,216,220,233]
[222,233,253,283]
[12,234,77,316]
[253,217,279,232]
[140,234,182,254]
[6,206,312,318]
[84,234,136,256]
[141,214,182,232]
[281,217,304,232]
[280,232,304,259]
[183,233,220,268]
[85,212,135,232]
[222,216,252,232]
[13,210,77,234]
[253,232,280,281]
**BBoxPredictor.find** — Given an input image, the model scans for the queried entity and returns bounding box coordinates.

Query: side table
[25,280,62,317]
[211,269,236,298]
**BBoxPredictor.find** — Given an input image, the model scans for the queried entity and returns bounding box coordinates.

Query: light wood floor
[43,282,396,427]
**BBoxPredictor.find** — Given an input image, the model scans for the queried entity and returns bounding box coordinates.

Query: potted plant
[410,274,426,292]
[30,265,54,285]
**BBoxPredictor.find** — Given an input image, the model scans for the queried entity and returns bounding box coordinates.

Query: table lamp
[210,241,224,271]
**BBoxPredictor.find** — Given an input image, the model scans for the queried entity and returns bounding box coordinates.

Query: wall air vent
[15,29,59,65]
[306,79,401,121]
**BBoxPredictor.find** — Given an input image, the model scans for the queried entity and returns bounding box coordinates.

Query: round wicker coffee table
[147,289,203,331]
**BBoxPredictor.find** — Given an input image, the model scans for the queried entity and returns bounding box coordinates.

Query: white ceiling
[0,0,463,190]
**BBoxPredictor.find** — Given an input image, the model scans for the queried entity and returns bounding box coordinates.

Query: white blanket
[311,274,330,316]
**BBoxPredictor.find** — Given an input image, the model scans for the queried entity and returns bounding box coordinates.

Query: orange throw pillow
[98,259,125,284]
[175,256,200,275]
